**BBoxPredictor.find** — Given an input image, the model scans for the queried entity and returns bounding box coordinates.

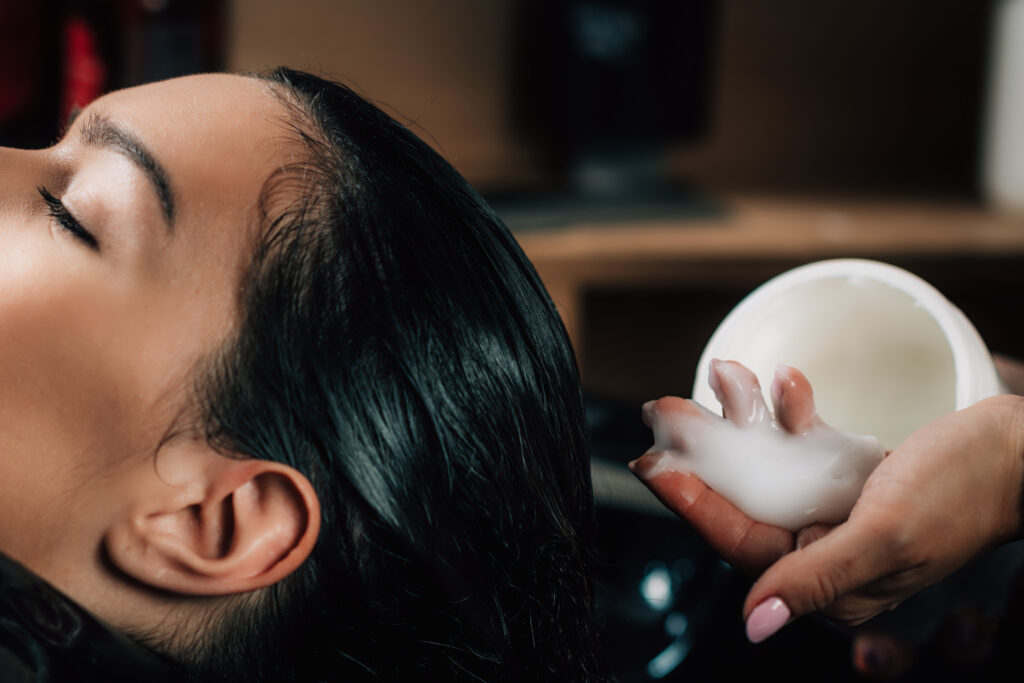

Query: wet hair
[176,68,605,681]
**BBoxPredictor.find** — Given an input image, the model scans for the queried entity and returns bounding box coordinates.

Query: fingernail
[708,359,723,395]
[771,369,785,408]
[641,399,660,429]
[628,453,658,478]
[745,597,790,643]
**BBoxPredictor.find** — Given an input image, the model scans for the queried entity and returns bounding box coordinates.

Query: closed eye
[38,187,100,251]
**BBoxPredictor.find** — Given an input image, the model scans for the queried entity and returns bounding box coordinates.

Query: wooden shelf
[514,195,1024,385]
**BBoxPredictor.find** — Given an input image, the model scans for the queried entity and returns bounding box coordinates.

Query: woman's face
[0,74,291,575]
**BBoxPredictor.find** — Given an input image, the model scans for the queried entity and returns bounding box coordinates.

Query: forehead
[96,73,288,150]
[94,73,295,240]
[81,75,301,413]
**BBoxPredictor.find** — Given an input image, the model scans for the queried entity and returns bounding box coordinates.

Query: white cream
[643,362,885,532]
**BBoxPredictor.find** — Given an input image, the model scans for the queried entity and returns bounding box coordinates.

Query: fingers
[641,396,706,451]
[709,359,819,433]
[742,519,893,640]
[771,365,820,434]
[641,396,703,428]
[628,464,707,511]
[630,465,794,575]
[709,359,771,427]
[795,523,832,550]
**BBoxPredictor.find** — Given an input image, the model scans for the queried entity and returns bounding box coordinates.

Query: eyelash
[37,187,99,250]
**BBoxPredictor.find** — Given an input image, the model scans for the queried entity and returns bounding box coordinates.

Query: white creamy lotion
[644,366,885,532]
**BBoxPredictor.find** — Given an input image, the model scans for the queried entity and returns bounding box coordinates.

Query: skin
[633,360,1024,673]
[0,74,319,644]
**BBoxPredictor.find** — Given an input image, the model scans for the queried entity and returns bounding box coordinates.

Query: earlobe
[104,442,320,597]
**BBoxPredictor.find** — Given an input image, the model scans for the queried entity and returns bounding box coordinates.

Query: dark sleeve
[0,552,179,682]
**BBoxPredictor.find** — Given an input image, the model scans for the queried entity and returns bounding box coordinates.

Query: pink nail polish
[745,597,790,643]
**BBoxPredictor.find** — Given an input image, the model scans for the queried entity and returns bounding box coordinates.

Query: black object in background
[513,0,716,194]
[497,0,719,229]
[517,0,715,159]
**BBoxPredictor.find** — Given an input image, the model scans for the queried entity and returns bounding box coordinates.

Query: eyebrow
[78,111,176,230]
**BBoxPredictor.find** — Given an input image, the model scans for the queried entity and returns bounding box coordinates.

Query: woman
[0,68,604,680]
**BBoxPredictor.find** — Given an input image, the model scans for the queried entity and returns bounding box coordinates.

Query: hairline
[140,73,329,665]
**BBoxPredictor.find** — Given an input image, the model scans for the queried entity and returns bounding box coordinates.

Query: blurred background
[3,1,1024,680]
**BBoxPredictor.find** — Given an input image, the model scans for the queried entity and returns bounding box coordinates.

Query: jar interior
[706,276,956,449]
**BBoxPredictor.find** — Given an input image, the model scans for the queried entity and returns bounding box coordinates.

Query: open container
[692,259,1004,449]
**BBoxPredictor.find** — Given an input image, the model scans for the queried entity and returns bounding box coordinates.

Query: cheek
[0,256,144,565]
[0,228,237,454]
[0,253,149,492]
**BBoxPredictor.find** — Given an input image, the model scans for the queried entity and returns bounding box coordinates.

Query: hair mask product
[694,259,1003,450]
[643,361,885,531]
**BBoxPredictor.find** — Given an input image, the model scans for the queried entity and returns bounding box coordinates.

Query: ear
[104,439,320,596]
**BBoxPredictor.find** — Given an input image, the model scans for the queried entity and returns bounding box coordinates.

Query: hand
[741,393,1024,635]
[632,362,1024,647]
[630,360,835,575]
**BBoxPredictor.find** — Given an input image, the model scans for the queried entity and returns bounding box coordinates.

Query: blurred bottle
[0,1,223,148]
[982,0,1024,213]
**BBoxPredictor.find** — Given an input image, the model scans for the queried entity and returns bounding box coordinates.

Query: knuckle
[823,597,882,626]
[861,514,918,565]
[805,564,846,612]
[882,530,917,567]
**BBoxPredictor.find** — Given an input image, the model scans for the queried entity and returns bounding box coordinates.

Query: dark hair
[176,68,604,681]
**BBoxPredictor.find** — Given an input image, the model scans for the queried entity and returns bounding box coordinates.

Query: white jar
[693,259,1003,449]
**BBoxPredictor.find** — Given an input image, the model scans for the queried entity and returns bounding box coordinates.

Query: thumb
[741,519,891,643]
